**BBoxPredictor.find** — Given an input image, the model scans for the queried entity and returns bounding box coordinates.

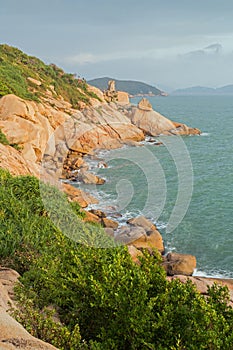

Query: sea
[80,95,233,278]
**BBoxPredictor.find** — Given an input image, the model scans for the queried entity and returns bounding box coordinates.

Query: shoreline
[67,137,233,281]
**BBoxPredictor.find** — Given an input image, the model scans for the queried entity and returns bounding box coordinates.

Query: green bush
[0,44,100,107]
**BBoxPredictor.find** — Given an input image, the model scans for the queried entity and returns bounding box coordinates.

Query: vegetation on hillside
[0,168,233,349]
[0,44,99,108]
[88,77,162,96]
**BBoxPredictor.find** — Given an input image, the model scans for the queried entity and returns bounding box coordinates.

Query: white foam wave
[193,269,233,279]
[200,132,210,136]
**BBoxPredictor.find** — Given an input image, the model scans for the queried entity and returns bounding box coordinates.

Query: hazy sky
[1,0,233,89]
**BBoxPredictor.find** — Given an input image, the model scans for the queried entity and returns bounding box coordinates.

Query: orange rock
[77,169,105,185]
[62,183,99,208]
[127,216,157,232]
[0,144,39,177]
[128,101,201,136]
[27,77,42,86]
[102,217,119,229]
[127,245,144,264]
[117,91,130,105]
[132,230,164,253]
[138,98,153,111]
[81,210,101,224]
[164,252,197,276]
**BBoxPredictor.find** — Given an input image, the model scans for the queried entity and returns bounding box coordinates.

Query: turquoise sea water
[85,96,233,278]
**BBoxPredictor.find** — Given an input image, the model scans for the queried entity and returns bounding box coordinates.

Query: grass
[0,44,100,108]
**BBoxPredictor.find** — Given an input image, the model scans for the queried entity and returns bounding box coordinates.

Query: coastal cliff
[1,45,233,349]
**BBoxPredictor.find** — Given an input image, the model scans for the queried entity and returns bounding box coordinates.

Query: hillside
[172,84,233,95]
[1,44,233,350]
[0,44,99,108]
[88,77,162,96]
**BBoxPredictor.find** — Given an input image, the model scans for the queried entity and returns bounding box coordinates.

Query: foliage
[0,44,100,107]
[1,168,233,349]
[11,292,86,350]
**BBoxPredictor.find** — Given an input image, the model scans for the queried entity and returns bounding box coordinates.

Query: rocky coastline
[1,80,233,348]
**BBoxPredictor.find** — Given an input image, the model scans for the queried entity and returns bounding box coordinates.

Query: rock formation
[103,80,130,105]
[116,216,164,253]
[163,252,197,276]
[127,98,201,136]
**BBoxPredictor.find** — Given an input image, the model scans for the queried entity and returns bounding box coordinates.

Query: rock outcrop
[116,216,164,253]
[138,98,153,111]
[127,98,201,136]
[163,252,197,276]
[0,94,144,181]
[0,144,39,177]
[116,91,130,105]
[103,80,130,105]
[77,169,105,185]
[62,183,99,208]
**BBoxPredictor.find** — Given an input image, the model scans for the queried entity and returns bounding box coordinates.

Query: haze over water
[93,95,233,278]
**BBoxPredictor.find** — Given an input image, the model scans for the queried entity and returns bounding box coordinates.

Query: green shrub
[1,168,233,349]
[11,292,87,350]
[0,44,100,107]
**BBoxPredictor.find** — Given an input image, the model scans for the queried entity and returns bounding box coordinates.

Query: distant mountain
[88,77,163,96]
[172,85,233,96]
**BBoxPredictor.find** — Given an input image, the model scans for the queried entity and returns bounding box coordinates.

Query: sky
[1,0,233,90]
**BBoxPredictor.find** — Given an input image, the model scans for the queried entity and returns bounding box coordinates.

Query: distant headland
[88,77,168,97]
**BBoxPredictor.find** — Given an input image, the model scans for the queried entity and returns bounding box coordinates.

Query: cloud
[183,43,223,58]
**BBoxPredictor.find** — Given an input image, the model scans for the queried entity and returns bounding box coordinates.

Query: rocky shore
[1,80,233,347]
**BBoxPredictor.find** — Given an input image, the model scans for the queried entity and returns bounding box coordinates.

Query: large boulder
[138,98,153,111]
[116,225,164,252]
[127,216,157,233]
[0,95,54,162]
[128,98,201,136]
[101,217,119,229]
[116,226,147,245]
[87,84,104,101]
[129,106,176,136]
[132,230,164,253]
[117,91,130,105]
[163,252,197,276]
